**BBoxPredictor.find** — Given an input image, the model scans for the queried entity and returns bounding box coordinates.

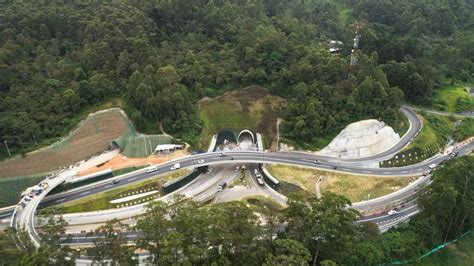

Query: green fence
[115,134,173,158]
[0,174,47,207]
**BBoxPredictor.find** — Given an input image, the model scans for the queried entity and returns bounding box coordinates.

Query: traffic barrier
[162,167,206,194]
[260,164,280,188]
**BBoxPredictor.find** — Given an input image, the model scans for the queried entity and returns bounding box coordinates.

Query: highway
[0,106,423,219]
[8,105,474,252]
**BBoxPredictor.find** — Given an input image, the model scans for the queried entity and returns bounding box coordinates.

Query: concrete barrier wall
[207,135,217,153]
[260,164,279,188]
[256,133,264,151]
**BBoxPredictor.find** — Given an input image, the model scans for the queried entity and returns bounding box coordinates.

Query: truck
[170,163,181,171]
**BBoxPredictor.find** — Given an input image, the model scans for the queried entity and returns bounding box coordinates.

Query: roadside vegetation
[416,233,474,266]
[382,112,456,167]
[243,196,284,214]
[454,118,474,142]
[42,169,190,214]
[429,84,474,113]
[266,164,414,202]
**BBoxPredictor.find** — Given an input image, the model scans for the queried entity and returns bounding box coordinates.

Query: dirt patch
[0,108,135,179]
[78,150,189,176]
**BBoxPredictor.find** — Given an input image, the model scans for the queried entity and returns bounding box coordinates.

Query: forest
[0,0,473,156]
[1,156,472,265]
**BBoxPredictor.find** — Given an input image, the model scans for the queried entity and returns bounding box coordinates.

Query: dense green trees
[0,0,472,156]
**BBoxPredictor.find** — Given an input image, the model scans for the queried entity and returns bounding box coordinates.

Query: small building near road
[329,40,343,54]
[154,144,183,154]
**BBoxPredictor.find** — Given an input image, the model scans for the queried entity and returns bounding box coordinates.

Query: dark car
[112,180,120,185]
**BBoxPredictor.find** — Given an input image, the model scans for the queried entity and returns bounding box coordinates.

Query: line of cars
[19,182,49,207]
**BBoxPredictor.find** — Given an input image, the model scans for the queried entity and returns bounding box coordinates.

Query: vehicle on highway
[24,196,32,202]
[206,167,214,174]
[429,163,437,169]
[170,163,181,171]
[147,166,158,173]
[422,170,432,176]
[256,176,265,186]
[32,186,43,195]
[197,159,205,164]
[388,209,397,216]
[217,182,227,191]
[314,160,322,164]
[112,180,120,185]
[450,151,458,157]
[254,169,259,175]
[230,157,234,160]
[219,152,226,157]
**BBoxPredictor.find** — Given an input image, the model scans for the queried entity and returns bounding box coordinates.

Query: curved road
[9,106,474,250]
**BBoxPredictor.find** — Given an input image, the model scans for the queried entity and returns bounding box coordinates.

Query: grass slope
[431,84,474,113]
[266,164,413,203]
[454,118,474,142]
[382,112,456,167]
[199,86,285,150]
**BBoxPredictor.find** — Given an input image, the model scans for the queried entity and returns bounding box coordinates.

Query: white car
[388,210,397,216]
[254,169,259,175]
[147,166,158,173]
[170,163,181,171]
[429,163,437,169]
[314,160,322,164]
[197,159,205,164]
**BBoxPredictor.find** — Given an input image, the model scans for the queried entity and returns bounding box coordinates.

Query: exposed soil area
[78,150,188,176]
[0,109,134,178]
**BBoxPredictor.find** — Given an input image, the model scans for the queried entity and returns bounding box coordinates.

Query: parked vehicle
[170,163,181,171]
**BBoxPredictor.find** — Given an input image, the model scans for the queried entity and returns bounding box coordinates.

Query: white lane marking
[129,177,137,181]
[401,170,408,174]
[383,172,390,174]
[79,191,90,196]
[342,168,350,171]
[55,199,65,203]
[104,185,113,189]
[363,170,372,173]
[417,168,423,171]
